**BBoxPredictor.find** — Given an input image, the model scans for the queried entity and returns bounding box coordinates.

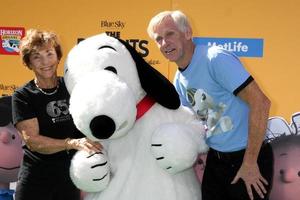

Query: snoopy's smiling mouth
[117,120,128,131]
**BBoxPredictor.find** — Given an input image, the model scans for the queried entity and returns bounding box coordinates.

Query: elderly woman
[12,29,102,200]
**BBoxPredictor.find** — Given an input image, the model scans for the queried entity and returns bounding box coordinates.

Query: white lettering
[207,41,248,53]
[0,29,23,36]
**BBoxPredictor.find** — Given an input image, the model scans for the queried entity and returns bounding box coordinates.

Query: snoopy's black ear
[117,38,180,110]
[0,96,12,126]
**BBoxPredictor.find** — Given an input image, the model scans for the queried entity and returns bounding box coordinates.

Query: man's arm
[232,80,271,200]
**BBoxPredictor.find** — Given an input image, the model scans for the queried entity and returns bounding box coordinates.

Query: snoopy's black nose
[90,115,116,139]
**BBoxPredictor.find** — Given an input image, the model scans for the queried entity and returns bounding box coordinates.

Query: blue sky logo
[193,37,264,57]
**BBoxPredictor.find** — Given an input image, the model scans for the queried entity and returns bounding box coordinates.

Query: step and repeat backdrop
[1,1,300,199]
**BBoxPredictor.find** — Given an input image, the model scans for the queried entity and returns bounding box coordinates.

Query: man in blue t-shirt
[147,10,273,200]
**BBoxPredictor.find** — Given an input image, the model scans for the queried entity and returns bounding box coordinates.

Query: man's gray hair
[147,10,191,39]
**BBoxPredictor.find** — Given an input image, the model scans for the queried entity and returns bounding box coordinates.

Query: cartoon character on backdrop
[64,33,208,200]
[266,112,300,200]
[0,96,23,200]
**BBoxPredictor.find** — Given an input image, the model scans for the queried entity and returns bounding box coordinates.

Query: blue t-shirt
[174,44,253,152]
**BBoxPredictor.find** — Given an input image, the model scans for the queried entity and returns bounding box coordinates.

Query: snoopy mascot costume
[64,33,208,200]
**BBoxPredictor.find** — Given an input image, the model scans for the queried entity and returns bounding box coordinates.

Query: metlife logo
[193,37,264,57]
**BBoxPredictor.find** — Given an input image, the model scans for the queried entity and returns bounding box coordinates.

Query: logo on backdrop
[79,19,153,60]
[0,83,18,96]
[78,19,160,65]
[100,20,126,30]
[193,37,264,57]
[0,27,25,55]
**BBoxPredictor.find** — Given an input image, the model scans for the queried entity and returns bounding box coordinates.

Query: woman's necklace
[34,79,59,95]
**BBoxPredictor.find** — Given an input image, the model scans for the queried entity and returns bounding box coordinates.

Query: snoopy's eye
[104,66,117,74]
[12,134,16,140]
[98,46,116,51]
[65,68,68,74]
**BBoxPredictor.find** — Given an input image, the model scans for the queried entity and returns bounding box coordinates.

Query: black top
[12,77,84,164]
[0,96,12,126]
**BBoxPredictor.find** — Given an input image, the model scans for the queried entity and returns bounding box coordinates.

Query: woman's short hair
[20,29,62,68]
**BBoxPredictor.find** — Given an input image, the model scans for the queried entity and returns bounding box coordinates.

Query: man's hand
[231,162,268,200]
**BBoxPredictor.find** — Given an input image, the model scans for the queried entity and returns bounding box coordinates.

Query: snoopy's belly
[90,105,202,200]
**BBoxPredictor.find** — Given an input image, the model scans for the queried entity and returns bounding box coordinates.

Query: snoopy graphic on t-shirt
[187,88,233,138]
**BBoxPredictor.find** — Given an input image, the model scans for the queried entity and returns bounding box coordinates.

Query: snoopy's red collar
[136,95,155,120]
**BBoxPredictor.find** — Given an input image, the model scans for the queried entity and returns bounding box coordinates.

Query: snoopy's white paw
[151,123,200,174]
[70,150,110,192]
